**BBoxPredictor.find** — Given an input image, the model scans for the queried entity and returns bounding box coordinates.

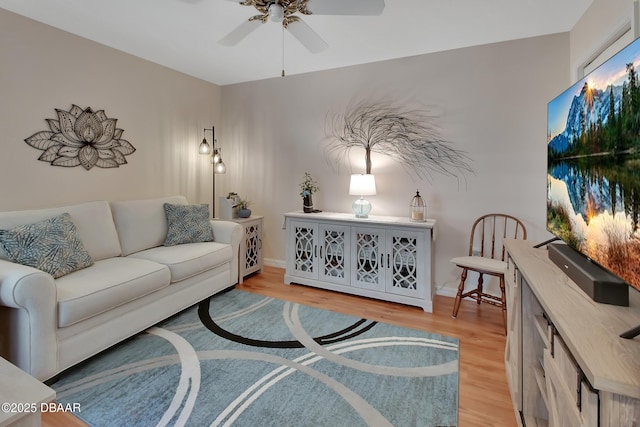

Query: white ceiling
[0,0,594,86]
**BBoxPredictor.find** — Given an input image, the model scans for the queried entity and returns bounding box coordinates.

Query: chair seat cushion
[128,241,231,283]
[56,257,171,327]
[451,256,507,274]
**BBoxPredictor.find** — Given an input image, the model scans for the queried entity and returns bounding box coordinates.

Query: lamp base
[352,197,372,218]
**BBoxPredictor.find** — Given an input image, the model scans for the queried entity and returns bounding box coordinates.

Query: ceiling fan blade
[218,19,262,46]
[305,0,385,16]
[286,19,328,53]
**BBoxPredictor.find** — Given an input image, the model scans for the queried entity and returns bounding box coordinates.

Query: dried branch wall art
[325,101,473,181]
[25,104,136,170]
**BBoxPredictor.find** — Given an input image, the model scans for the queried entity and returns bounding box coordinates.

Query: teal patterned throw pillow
[163,203,214,246]
[0,213,94,278]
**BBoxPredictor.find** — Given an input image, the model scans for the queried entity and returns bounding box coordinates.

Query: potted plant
[237,199,251,218]
[299,172,319,213]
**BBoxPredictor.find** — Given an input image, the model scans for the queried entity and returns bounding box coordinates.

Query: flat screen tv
[546,36,640,311]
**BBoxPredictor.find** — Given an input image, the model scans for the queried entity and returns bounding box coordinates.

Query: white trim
[264,257,286,268]
[576,1,640,80]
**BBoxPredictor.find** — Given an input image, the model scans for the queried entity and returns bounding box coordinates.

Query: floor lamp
[199,126,227,218]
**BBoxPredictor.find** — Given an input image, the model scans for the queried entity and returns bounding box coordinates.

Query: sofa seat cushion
[128,241,231,283]
[56,257,171,327]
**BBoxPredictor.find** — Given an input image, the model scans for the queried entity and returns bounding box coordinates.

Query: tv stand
[503,239,640,426]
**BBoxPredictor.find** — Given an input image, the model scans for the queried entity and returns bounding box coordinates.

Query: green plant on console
[299,172,319,198]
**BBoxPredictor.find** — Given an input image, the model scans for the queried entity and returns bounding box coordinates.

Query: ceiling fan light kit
[220,0,385,54]
[268,3,284,22]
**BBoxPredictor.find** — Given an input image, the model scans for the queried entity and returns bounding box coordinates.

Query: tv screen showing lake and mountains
[547,36,640,293]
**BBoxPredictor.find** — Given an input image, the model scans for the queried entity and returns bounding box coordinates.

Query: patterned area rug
[52,289,459,427]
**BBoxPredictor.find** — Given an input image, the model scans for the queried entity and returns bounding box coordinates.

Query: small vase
[303,195,313,213]
[238,208,251,218]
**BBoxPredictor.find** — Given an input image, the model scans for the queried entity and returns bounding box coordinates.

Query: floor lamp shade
[349,174,376,218]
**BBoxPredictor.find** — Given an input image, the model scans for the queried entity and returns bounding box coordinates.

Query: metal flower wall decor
[325,101,473,181]
[25,104,136,170]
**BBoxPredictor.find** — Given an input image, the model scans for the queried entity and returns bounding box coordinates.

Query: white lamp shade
[349,174,376,196]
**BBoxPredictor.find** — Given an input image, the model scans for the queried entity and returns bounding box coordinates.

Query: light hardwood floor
[43,266,518,427]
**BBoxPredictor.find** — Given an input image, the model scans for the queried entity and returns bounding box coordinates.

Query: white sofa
[0,195,242,381]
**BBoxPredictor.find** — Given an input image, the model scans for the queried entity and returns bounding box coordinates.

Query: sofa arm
[210,220,243,285]
[0,259,58,380]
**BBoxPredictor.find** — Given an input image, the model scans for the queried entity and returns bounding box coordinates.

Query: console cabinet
[284,211,435,312]
[504,239,640,427]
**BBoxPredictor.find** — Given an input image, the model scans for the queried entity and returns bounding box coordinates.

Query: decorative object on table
[410,190,427,222]
[24,104,136,170]
[237,199,252,218]
[198,126,227,218]
[299,172,319,213]
[219,192,240,219]
[325,100,473,180]
[349,174,376,218]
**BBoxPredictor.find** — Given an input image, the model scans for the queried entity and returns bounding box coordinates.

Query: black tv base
[620,324,640,339]
[533,237,560,248]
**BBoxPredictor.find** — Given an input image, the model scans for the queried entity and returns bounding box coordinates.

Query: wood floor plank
[43,266,517,426]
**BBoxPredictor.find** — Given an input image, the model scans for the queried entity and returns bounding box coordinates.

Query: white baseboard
[435,279,460,298]
[435,286,459,298]
[264,258,286,269]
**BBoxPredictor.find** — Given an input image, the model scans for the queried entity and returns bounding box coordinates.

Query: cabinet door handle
[314,245,318,258]
[320,245,323,259]
[387,254,390,268]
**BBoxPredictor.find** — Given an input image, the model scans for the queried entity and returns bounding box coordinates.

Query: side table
[231,216,263,283]
[0,357,56,427]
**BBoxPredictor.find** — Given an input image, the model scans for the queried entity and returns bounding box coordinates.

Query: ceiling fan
[219,0,385,54]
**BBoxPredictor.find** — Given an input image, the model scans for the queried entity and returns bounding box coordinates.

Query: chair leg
[452,268,468,318]
[499,276,507,335]
[477,273,484,305]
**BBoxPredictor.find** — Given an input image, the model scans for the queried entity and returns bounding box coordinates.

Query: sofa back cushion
[110,196,188,256]
[0,201,122,262]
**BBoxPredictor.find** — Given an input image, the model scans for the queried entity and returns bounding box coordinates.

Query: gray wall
[220,34,569,294]
[0,9,221,212]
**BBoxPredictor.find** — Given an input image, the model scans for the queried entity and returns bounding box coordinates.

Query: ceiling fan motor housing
[220,0,384,54]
